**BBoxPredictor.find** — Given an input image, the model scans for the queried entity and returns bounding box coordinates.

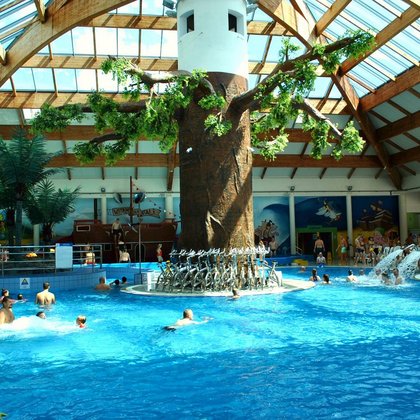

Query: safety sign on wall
[20,277,30,289]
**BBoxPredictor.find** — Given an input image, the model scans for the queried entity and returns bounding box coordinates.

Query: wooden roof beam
[45,153,382,169]
[401,1,420,10]
[389,146,420,167]
[315,0,352,36]
[0,92,349,114]
[258,0,316,47]
[0,43,6,65]
[0,0,134,86]
[34,0,46,23]
[83,15,291,36]
[360,66,420,111]
[376,111,420,142]
[340,7,420,74]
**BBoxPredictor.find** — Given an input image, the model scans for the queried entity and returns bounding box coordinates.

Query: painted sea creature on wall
[316,200,342,222]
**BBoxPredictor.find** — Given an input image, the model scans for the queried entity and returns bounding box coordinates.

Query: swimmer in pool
[76,315,87,328]
[164,309,210,331]
[35,282,56,306]
[36,311,46,319]
[0,296,15,324]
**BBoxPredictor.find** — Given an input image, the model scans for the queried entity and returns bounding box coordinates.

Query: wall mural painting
[253,196,290,256]
[351,195,400,248]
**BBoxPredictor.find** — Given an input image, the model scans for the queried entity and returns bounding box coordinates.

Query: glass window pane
[51,32,74,55]
[97,71,118,92]
[141,30,163,57]
[117,28,138,57]
[76,69,97,92]
[95,28,117,56]
[55,69,77,91]
[247,34,267,62]
[32,68,54,91]
[11,68,35,90]
[72,27,94,55]
[161,30,178,58]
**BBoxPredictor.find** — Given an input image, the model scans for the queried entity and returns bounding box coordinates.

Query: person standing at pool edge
[35,282,56,305]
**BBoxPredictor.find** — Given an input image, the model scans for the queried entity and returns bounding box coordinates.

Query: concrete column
[289,193,296,254]
[398,193,407,244]
[346,193,353,257]
[165,193,174,221]
[101,194,107,224]
[33,224,40,246]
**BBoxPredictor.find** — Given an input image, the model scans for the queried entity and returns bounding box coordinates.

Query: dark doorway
[297,230,334,260]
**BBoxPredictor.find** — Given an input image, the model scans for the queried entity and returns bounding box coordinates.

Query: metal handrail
[0,244,103,276]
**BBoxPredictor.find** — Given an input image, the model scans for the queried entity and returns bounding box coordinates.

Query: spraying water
[373,248,404,274]
[398,250,420,280]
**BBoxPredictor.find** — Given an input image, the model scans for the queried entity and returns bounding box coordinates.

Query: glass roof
[0,0,418,101]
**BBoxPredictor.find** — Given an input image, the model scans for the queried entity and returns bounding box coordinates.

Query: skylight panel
[390,30,420,62]
[307,77,331,98]
[265,36,305,62]
[369,49,407,77]
[141,0,164,15]
[247,34,268,62]
[76,69,96,92]
[116,1,141,15]
[117,28,139,57]
[351,62,389,88]
[141,29,165,57]
[0,78,12,91]
[97,70,118,92]
[251,7,274,22]
[51,32,74,55]
[95,28,117,56]
[54,69,77,91]
[385,0,409,13]
[72,27,95,55]
[160,30,178,58]
[380,44,416,69]
[350,0,395,31]
[11,68,35,90]
[32,68,54,91]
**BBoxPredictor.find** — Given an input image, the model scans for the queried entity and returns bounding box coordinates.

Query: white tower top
[176,0,249,79]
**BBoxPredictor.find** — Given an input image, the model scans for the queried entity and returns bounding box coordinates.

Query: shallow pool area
[1,267,419,419]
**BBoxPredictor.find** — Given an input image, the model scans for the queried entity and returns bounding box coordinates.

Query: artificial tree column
[177,0,254,250]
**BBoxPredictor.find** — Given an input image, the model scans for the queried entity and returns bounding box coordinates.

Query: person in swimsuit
[313,236,325,261]
[309,268,321,282]
[0,296,14,324]
[112,218,123,243]
[35,282,56,306]
[164,309,210,331]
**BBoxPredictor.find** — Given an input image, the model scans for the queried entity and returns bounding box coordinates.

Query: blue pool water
[1,268,419,419]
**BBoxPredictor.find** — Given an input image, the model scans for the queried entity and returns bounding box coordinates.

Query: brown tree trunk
[178,73,254,251]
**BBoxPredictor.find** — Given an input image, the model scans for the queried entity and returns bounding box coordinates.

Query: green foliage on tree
[30,30,374,164]
[0,130,60,245]
[25,180,80,244]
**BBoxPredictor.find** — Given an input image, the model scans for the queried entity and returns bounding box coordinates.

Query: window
[187,14,194,33]
[228,11,244,36]
[179,11,194,36]
[228,13,237,32]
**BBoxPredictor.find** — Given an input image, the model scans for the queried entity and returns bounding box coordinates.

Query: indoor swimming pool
[0,267,419,419]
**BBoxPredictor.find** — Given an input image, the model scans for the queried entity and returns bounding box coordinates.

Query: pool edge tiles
[121,279,314,297]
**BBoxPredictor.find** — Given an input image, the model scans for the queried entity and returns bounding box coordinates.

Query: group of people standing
[0,282,86,327]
